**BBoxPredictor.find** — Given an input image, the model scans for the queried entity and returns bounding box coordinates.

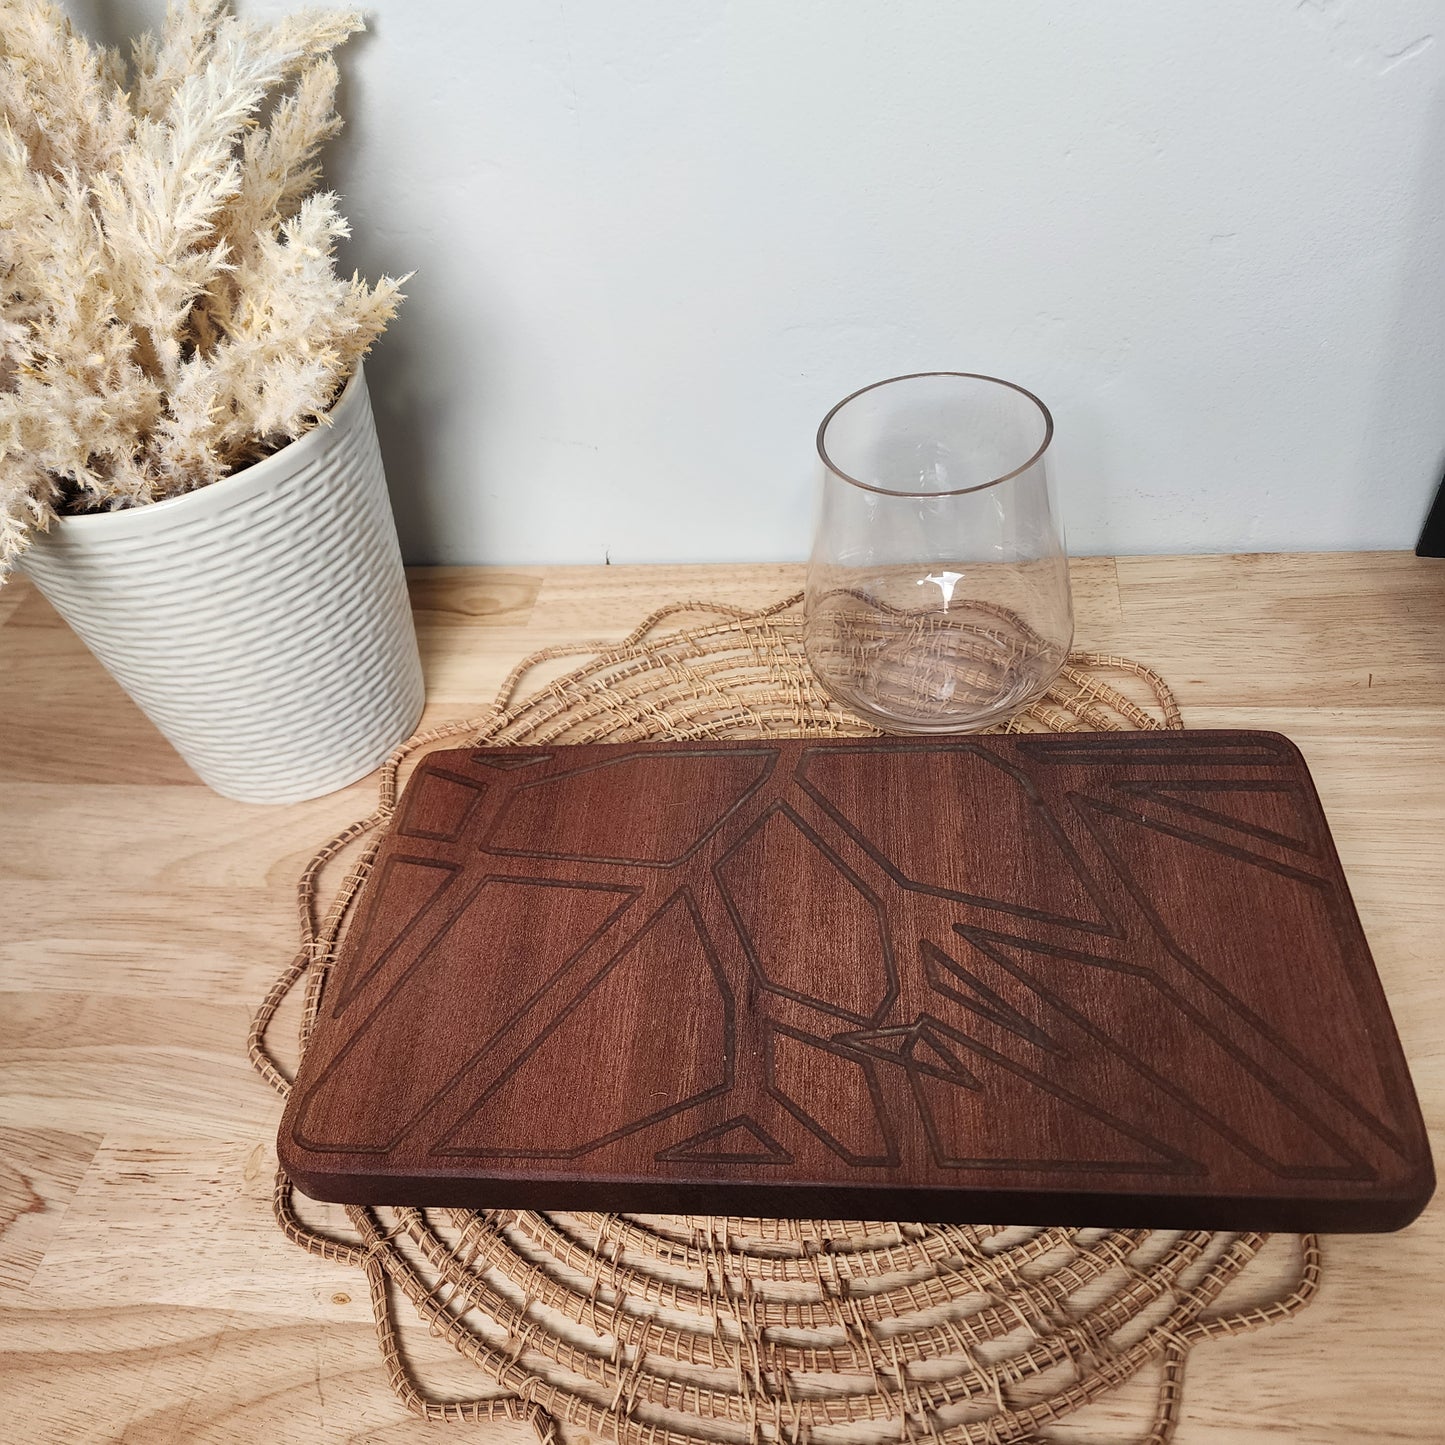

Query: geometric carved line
[656,1115,793,1165]
[1074,791,1327,886]
[1067,795,1405,1157]
[481,748,779,867]
[1031,751,1294,768]
[1013,734,1291,767]
[394,766,489,842]
[330,854,462,1015]
[855,1011,1202,1177]
[920,938,1063,1054]
[714,801,898,1027]
[967,745,1126,937]
[832,1012,1197,1176]
[295,875,641,1156]
[764,1023,899,1167]
[832,1018,982,1086]
[472,752,553,770]
[796,745,1123,939]
[953,923,1377,1182]
[1309,883,1416,1154]
[1113,779,1318,855]
[432,888,734,1158]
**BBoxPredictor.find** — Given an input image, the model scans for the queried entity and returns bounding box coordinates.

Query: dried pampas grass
[0,0,408,575]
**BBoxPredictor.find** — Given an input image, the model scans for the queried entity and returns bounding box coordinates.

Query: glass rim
[816,371,1055,498]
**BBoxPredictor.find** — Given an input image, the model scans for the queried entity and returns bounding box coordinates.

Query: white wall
[76,1,1445,563]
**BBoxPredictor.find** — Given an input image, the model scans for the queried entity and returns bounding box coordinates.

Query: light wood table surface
[1,553,1442,1443]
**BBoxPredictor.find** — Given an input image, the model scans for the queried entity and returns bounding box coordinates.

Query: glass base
[809,666,1059,735]
[802,593,1071,735]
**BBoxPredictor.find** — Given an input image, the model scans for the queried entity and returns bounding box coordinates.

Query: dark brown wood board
[277,731,1433,1230]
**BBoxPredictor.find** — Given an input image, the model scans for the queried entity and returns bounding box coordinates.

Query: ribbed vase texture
[18,368,424,803]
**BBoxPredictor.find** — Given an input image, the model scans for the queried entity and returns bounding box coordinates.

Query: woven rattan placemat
[250,594,1320,1445]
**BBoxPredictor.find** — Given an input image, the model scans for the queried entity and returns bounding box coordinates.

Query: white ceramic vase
[17,366,425,804]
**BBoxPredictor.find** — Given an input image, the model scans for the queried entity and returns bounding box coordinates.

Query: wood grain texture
[2,553,1445,1441]
[280,733,1431,1230]
[0,1129,102,1290]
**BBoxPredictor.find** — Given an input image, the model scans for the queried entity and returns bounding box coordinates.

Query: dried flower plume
[0,0,407,574]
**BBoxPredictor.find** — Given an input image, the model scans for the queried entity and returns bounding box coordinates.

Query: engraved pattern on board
[286,733,1426,1202]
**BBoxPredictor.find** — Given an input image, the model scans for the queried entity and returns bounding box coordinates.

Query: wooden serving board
[278,732,1433,1230]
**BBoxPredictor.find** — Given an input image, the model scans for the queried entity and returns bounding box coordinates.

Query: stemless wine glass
[803,372,1072,733]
